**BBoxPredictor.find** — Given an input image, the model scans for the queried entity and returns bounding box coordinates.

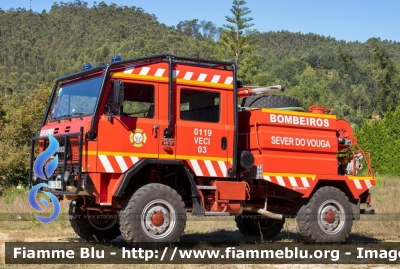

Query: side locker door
[96,81,159,174]
[175,87,231,177]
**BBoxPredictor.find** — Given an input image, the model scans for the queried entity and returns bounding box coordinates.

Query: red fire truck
[30,54,374,243]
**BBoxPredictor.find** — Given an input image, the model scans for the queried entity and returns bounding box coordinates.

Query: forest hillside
[0,2,399,189]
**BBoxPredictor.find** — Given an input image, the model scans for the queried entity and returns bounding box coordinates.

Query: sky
[0,0,399,43]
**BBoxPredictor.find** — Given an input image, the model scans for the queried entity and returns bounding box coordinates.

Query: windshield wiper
[56,114,72,121]
[72,112,85,119]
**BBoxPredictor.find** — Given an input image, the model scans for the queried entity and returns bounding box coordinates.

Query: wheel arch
[114,159,204,215]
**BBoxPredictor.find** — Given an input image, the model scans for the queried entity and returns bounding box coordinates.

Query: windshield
[50,76,103,121]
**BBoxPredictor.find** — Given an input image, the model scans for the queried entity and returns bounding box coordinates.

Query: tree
[0,86,51,191]
[217,0,257,68]
[356,107,400,175]
[289,66,327,109]
[366,38,400,115]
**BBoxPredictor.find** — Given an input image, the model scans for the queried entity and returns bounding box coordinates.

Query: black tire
[241,95,300,108]
[119,183,187,242]
[235,211,285,240]
[297,186,353,242]
[69,198,120,241]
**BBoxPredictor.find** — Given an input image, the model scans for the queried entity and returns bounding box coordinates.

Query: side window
[180,89,220,123]
[121,83,155,118]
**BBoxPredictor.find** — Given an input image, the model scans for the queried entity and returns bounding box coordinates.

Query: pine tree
[217,0,257,68]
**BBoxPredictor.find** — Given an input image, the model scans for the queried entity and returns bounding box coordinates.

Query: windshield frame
[47,74,105,123]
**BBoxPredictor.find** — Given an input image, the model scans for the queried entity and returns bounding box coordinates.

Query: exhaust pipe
[243,206,284,221]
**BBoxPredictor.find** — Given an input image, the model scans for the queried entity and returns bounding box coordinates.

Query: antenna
[29,0,32,11]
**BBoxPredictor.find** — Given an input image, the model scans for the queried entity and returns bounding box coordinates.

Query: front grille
[37,135,80,177]
[55,164,78,174]
[30,127,84,195]
[57,137,79,162]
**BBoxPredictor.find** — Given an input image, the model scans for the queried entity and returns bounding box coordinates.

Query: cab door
[175,86,231,178]
[96,81,159,174]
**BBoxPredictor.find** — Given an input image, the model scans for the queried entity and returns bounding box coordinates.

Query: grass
[0,176,399,268]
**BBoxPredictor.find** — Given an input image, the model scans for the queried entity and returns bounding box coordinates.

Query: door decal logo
[130,129,147,147]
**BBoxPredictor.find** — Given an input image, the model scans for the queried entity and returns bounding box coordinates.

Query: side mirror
[113,79,124,108]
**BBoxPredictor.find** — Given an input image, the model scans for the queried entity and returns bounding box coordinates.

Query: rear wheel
[119,183,186,242]
[297,186,353,242]
[69,198,120,241]
[235,211,285,240]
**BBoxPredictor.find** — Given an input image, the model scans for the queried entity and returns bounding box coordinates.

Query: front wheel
[297,186,353,242]
[119,183,187,242]
[69,198,120,241]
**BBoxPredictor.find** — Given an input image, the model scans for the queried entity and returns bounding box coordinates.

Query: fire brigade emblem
[130,129,147,147]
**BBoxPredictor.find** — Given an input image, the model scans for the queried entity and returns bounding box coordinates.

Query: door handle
[153,124,159,138]
[221,137,227,150]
